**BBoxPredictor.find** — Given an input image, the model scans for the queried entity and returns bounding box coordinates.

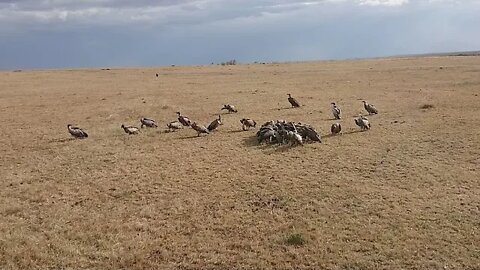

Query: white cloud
[357,0,409,6]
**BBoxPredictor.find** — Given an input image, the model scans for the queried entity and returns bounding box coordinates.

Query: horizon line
[2,49,479,72]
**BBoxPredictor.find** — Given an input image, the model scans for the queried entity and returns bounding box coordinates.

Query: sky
[0,0,479,69]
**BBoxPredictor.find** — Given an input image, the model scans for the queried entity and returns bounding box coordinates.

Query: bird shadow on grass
[161,129,188,134]
[217,111,237,116]
[49,138,76,143]
[321,132,360,139]
[309,130,364,141]
[228,129,246,133]
[351,114,376,117]
[322,134,337,139]
[341,130,365,136]
[271,144,300,153]
[275,106,297,111]
[242,136,301,153]
[242,136,277,151]
[242,136,259,147]
[177,135,205,140]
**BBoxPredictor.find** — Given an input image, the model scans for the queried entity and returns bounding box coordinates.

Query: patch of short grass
[341,262,372,270]
[284,233,306,246]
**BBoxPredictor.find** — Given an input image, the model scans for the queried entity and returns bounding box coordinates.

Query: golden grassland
[0,56,479,269]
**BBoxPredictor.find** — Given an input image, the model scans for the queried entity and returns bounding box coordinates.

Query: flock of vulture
[67,93,379,146]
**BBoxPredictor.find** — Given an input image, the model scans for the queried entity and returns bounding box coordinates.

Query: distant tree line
[208,59,273,66]
[220,59,237,66]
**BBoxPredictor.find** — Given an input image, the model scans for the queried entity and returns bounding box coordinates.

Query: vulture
[207,115,222,132]
[176,112,191,126]
[277,124,289,144]
[221,104,238,113]
[240,118,257,131]
[256,120,322,145]
[261,120,275,128]
[354,116,371,131]
[140,117,158,128]
[287,131,303,146]
[191,122,209,136]
[296,124,322,143]
[121,124,140,135]
[287,94,301,108]
[67,124,88,139]
[167,121,183,132]
[331,123,342,135]
[331,102,341,119]
[363,101,378,115]
[287,125,303,146]
[257,122,277,144]
[257,128,277,144]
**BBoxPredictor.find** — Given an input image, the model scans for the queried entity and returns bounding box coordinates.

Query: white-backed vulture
[176,112,192,126]
[331,123,342,135]
[191,122,209,136]
[363,101,378,115]
[121,124,140,135]
[331,102,341,119]
[354,116,371,131]
[167,121,183,131]
[221,104,238,113]
[240,118,257,131]
[140,118,158,128]
[67,124,88,139]
[207,115,222,132]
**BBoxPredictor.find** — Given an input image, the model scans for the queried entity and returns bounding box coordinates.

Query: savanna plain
[0,56,479,269]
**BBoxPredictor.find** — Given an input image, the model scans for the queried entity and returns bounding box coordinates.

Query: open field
[1,56,479,269]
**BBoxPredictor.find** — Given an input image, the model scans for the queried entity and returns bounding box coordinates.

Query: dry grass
[1,56,480,269]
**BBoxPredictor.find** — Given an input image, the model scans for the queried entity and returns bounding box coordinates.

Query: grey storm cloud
[0,0,476,28]
[0,0,416,27]
[0,0,479,69]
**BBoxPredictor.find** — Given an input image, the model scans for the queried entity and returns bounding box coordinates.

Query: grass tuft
[420,104,434,109]
[284,233,306,246]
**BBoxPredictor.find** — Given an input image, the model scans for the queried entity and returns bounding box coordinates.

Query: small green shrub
[285,233,306,246]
